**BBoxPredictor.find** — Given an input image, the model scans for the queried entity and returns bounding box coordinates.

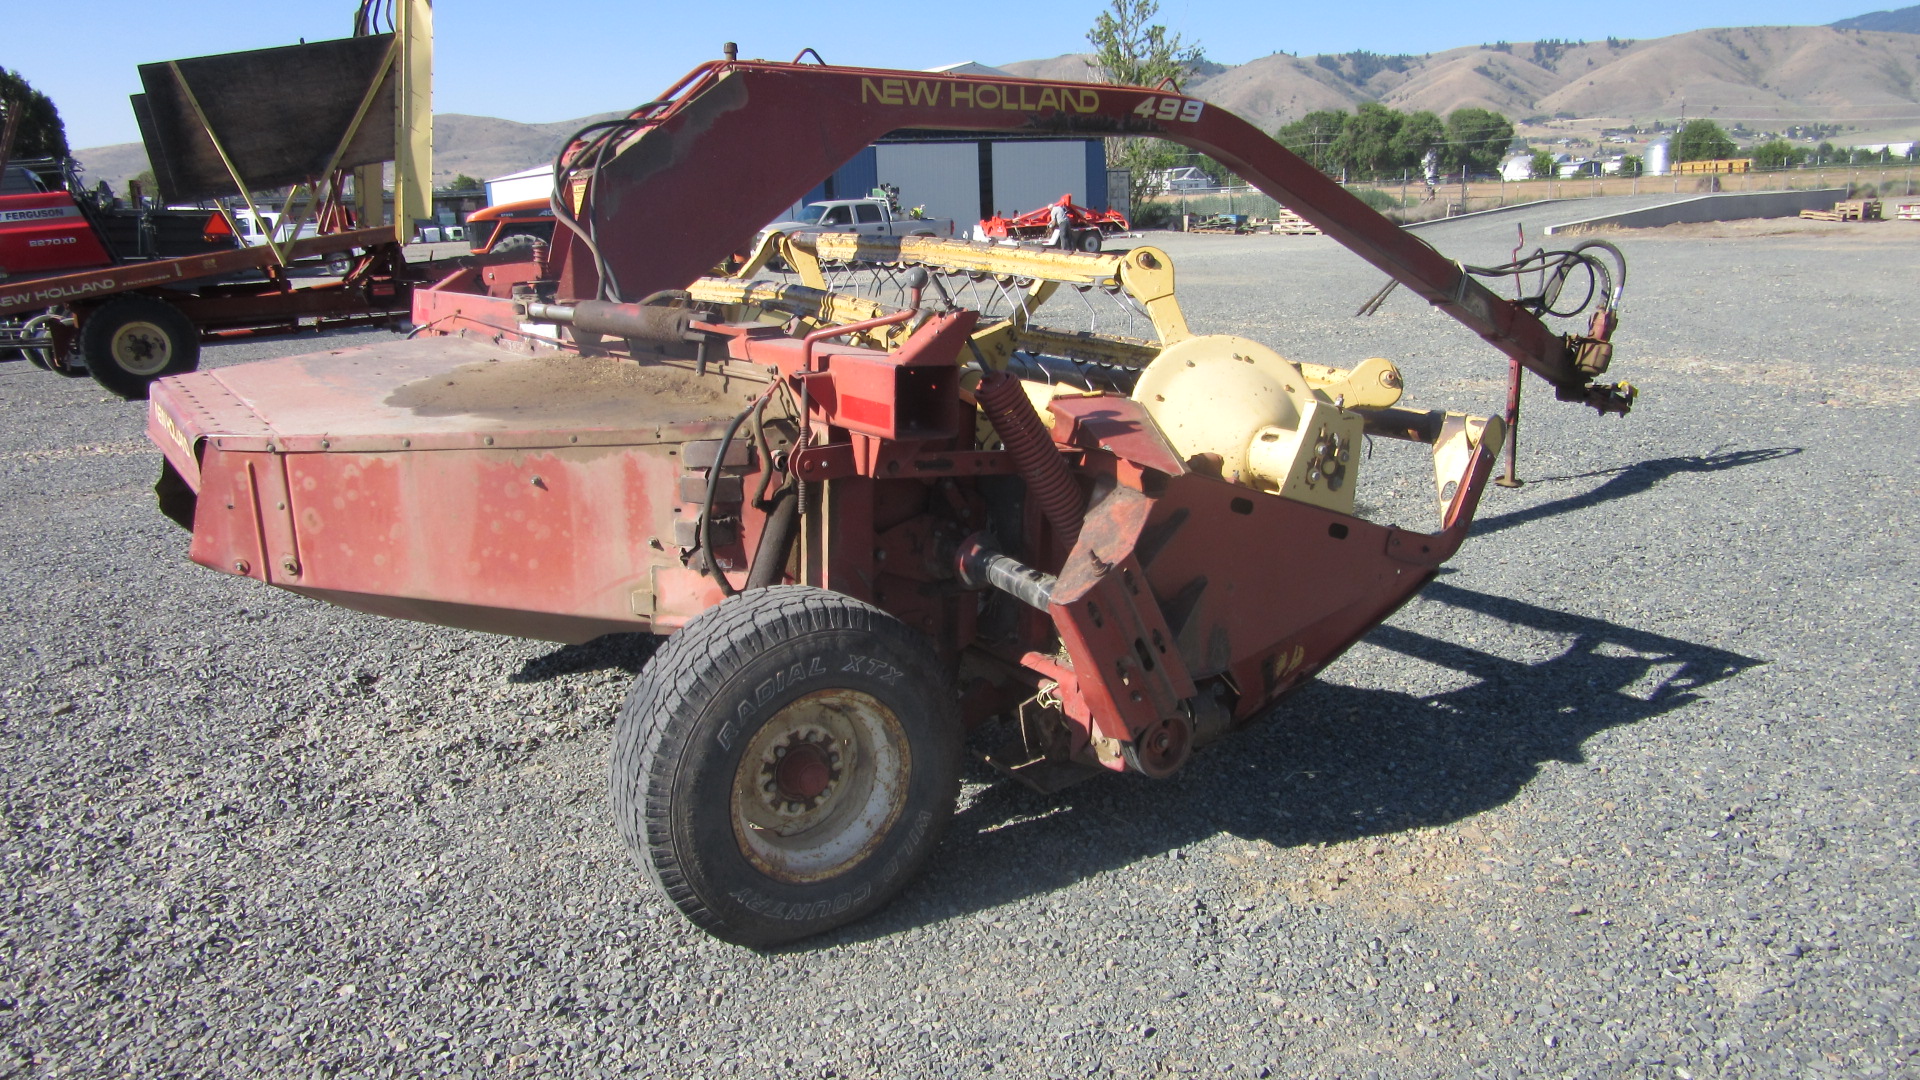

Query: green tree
[1673,119,1735,163]
[1086,0,1206,202]
[1087,0,1204,87]
[1529,149,1558,179]
[1275,110,1348,174]
[1618,154,1645,177]
[0,68,69,159]
[1329,102,1403,180]
[1444,107,1515,175]
[448,173,483,191]
[1749,139,1802,169]
[1390,110,1447,176]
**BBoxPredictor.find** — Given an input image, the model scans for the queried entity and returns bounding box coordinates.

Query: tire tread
[609,585,958,942]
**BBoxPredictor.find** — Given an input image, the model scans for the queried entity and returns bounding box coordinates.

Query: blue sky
[7,1,1884,149]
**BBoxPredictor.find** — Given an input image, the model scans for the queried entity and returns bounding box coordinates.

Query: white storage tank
[1646,139,1671,176]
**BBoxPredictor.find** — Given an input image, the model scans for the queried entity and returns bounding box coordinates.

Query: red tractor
[146,55,1632,945]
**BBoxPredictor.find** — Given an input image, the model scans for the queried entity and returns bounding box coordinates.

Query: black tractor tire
[610,585,961,946]
[1076,229,1104,253]
[78,294,199,400]
[487,233,542,258]
[325,252,354,277]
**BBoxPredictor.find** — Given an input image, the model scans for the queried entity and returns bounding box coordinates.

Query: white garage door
[990,142,1087,219]
[875,143,979,228]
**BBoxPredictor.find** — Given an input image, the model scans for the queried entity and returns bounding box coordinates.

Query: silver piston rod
[955,534,1056,611]
[519,299,694,345]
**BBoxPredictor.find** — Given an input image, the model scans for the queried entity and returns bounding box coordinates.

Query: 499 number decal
[1136,97,1204,123]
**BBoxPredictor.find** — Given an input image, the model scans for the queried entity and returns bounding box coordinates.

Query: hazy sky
[7,0,1884,150]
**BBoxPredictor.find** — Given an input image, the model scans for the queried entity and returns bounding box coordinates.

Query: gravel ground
[2,200,1916,1078]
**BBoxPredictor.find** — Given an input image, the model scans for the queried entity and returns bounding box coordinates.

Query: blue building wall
[800,148,880,205]
[1085,140,1109,208]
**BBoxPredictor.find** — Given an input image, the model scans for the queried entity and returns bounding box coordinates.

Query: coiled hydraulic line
[975,371,1085,553]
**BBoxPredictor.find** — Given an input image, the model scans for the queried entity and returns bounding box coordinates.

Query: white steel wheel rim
[108,321,173,376]
[731,688,911,884]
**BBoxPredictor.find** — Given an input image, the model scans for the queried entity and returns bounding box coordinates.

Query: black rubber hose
[745,486,799,590]
[698,400,759,599]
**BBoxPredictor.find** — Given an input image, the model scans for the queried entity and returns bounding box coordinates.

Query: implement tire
[78,294,199,400]
[610,585,960,947]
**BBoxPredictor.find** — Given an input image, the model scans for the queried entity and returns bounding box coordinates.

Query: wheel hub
[730,688,912,883]
[766,731,840,809]
[110,322,172,376]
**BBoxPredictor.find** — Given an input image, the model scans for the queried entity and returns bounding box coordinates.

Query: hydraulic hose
[745,486,799,590]
[975,371,1084,553]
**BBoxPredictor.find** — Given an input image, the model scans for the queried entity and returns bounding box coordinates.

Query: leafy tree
[1673,119,1735,163]
[1274,110,1347,174]
[1749,139,1802,169]
[1087,0,1204,87]
[0,68,69,159]
[1444,108,1515,175]
[1529,149,1558,179]
[1086,0,1206,201]
[1391,110,1447,176]
[1618,154,1645,177]
[1330,102,1403,180]
[448,173,484,192]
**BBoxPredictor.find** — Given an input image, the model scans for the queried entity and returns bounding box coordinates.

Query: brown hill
[1002,26,1920,133]
[76,26,1919,194]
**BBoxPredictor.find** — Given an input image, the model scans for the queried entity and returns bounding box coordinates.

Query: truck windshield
[791,205,829,224]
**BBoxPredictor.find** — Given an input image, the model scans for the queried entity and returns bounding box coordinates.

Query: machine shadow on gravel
[509,633,658,683]
[1470,447,1801,539]
[824,581,1762,947]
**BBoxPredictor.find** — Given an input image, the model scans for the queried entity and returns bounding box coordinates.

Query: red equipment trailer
[979,196,1130,251]
[0,13,436,400]
[0,215,416,398]
[147,55,1633,945]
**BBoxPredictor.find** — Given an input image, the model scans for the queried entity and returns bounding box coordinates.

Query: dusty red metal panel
[1122,442,1497,721]
[153,335,774,642]
[1047,484,1196,742]
[1046,395,1186,477]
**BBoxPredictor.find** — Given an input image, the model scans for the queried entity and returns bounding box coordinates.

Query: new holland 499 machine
[145,52,1634,944]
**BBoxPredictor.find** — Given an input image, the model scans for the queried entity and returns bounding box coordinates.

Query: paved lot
[1,207,1915,1078]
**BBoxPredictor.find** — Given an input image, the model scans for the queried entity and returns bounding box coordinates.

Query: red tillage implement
[147,56,1634,944]
[978,197,1130,251]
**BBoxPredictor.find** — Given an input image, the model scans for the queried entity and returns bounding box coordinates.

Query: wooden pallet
[1895,201,1920,221]
[1258,209,1323,236]
[1802,199,1883,222]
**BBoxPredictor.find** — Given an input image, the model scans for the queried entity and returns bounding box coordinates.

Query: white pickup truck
[762,197,955,241]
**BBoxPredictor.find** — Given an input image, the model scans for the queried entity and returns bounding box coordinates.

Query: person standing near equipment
[1045,194,1072,249]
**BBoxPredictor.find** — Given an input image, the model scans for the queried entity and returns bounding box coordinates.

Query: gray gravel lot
[2,201,1916,1078]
